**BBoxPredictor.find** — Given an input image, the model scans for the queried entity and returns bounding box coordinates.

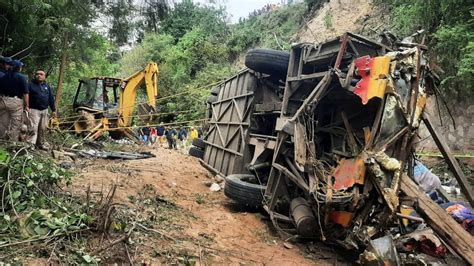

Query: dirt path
[66,147,341,265]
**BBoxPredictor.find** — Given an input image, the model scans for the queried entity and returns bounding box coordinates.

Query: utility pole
[55,32,68,109]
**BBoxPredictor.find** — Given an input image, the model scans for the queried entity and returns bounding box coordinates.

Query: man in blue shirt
[156,123,165,146]
[178,127,187,148]
[0,60,29,141]
[0,56,12,78]
[165,127,177,149]
[27,69,56,147]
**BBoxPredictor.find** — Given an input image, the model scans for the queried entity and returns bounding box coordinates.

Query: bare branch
[9,40,34,58]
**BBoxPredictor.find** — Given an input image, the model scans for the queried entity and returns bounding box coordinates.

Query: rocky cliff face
[297,0,389,43]
[418,98,474,152]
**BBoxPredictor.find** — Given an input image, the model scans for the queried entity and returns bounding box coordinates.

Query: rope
[57,109,207,125]
[55,119,209,133]
[57,81,220,121]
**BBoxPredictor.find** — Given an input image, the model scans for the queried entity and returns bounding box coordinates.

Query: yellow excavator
[68,62,159,140]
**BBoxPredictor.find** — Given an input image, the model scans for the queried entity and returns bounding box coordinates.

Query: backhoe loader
[67,62,159,140]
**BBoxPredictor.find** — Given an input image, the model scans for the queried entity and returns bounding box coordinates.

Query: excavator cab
[69,62,159,140]
[73,77,121,112]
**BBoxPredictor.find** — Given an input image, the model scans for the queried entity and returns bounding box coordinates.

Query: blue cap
[0,56,12,64]
[8,60,24,68]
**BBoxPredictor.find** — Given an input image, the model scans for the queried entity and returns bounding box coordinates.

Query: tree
[106,0,134,46]
[161,0,228,41]
[385,0,474,97]
[0,0,121,111]
[0,0,98,71]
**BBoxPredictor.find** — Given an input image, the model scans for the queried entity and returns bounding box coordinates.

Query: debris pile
[199,32,474,263]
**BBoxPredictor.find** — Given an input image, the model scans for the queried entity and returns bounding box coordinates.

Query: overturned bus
[192,32,473,263]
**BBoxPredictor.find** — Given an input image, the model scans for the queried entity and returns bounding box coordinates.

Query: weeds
[324,11,333,29]
[195,193,206,205]
[0,144,125,264]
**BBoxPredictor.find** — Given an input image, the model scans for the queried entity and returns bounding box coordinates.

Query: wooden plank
[400,174,474,263]
[422,113,474,206]
[198,158,225,179]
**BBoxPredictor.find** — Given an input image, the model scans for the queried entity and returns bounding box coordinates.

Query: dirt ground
[64,146,345,265]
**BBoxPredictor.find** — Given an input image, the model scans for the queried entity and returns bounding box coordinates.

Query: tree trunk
[55,32,68,109]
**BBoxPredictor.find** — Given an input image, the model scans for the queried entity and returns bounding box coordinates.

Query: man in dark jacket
[165,127,177,149]
[156,123,165,146]
[0,60,29,141]
[0,56,12,78]
[27,70,55,147]
[178,127,187,149]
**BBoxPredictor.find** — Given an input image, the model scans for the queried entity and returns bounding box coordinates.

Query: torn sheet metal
[294,122,307,171]
[353,55,391,104]
[332,157,366,190]
[330,211,354,228]
[377,95,407,143]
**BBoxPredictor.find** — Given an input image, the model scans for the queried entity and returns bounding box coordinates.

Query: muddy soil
[65,147,346,265]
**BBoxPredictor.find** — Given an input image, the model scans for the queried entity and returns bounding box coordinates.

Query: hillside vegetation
[118,1,307,122]
[0,0,472,122]
[382,0,474,99]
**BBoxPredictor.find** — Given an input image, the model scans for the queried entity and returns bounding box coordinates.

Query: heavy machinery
[71,62,159,140]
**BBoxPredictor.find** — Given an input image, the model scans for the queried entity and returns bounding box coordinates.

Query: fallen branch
[0,229,89,249]
[124,243,133,266]
[136,223,178,242]
[91,224,136,256]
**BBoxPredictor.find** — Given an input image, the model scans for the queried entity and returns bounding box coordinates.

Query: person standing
[197,127,203,138]
[0,56,12,77]
[143,124,151,145]
[178,127,187,149]
[139,124,151,145]
[0,60,29,141]
[156,122,165,146]
[189,126,198,141]
[165,126,177,149]
[150,126,157,145]
[27,70,56,147]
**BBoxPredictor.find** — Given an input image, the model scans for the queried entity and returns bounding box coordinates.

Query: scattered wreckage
[193,32,474,263]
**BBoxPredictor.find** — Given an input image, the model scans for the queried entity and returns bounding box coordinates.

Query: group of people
[138,124,201,150]
[0,56,56,148]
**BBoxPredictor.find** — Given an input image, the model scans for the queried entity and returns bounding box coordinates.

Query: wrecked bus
[193,32,473,263]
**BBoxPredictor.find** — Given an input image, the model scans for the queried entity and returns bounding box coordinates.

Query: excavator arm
[118,62,159,128]
[65,62,159,141]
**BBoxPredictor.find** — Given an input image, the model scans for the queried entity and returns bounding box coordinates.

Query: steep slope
[297,0,389,42]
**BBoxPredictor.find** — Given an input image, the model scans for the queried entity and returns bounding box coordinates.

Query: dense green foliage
[227,3,306,55]
[0,0,307,122]
[2,0,472,123]
[0,0,96,69]
[382,0,474,98]
[119,1,307,122]
[0,0,120,113]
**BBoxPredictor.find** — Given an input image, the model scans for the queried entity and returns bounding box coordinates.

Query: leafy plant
[383,0,474,98]
[0,147,89,247]
[324,11,333,29]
